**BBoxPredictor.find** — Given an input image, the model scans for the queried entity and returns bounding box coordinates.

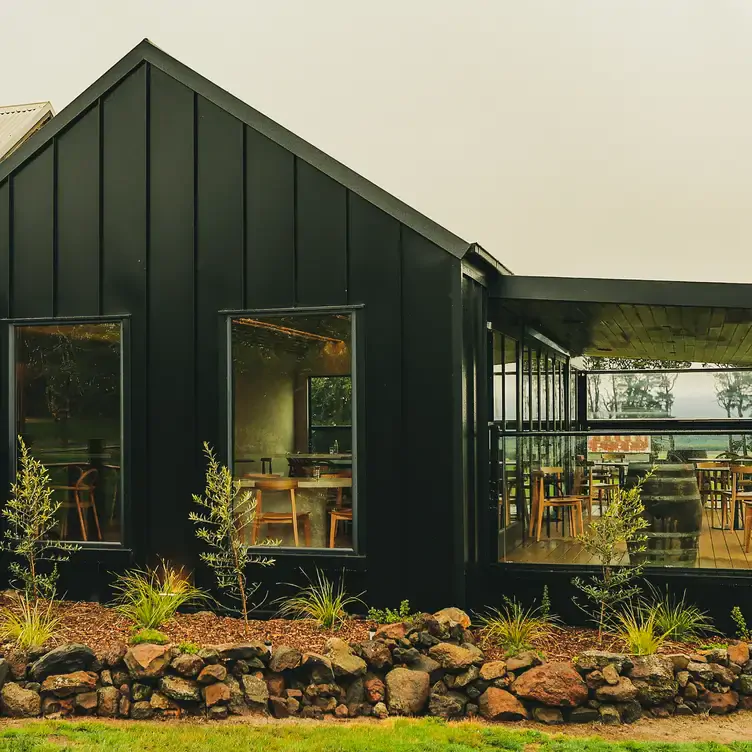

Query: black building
[2,41,751,624]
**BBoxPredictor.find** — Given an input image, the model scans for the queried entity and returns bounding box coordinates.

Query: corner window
[231,311,355,550]
[13,322,123,544]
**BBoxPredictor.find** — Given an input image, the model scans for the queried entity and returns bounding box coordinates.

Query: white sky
[5,0,752,282]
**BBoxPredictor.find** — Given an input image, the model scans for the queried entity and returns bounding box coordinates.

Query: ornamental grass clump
[614,602,668,656]
[476,596,555,656]
[112,561,207,630]
[645,585,717,642]
[276,568,364,630]
[190,443,279,634]
[0,594,60,650]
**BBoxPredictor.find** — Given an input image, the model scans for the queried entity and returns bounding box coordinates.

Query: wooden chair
[743,499,752,553]
[718,465,752,530]
[251,478,311,547]
[530,467,586,542]
[324,471,352,548]
[588,464,619,515]
[695,462,730,522]
[52,467,102,542]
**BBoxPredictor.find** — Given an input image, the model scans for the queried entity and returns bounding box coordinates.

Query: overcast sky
[4,1,752,282]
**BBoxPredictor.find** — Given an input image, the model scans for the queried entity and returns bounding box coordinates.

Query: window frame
[307,374,353,452]
[6,315,130,551]
[224,305,362,557]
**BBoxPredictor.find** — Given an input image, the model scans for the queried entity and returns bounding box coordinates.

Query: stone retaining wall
[0,608,749,725]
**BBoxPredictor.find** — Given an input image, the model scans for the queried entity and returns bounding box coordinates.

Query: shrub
[177,641,200,654]
[731,606,750,640]
[367,599,417,624]
[112,561,207,630]
[614,603,667,655]
[275,568,364,630]
[476,597,554,656]
[129,628,169,646]
[645,586,716,642]
[1,437,80,601]
[190,443,278,633]
[0,595,60,650]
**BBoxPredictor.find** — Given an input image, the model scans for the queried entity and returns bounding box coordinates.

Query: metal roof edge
[464,242,514,275]
[0,39,471,259]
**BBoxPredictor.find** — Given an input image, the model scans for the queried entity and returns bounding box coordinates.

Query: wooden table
[239,477,352,489]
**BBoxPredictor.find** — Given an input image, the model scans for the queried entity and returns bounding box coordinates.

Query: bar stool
[530,467,586,542]
[251,478,311,547]
[52,467,102,542]
[719,465,752,530]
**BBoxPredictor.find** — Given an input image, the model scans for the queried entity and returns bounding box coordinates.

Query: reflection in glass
[15,323,122,543]
[231,313,354,550]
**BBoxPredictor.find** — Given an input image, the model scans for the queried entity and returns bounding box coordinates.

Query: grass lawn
[2,719,752,752]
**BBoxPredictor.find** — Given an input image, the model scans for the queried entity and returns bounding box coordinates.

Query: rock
[618,699,643,723]
[345,676,365,710]
[333,703,348,718]
[739,694,752,710]
[324,639,367,678]
[677,671,690,688]
[6,649,27,681]
[315,695,337,712]
[159,676,202,703]
[269,646,302,672]
[302,653,335,683]
[132,683,152,702]
[688,661,714,682]
[408,655,442,682]
[74,691,97,713]
[124,644,171,679]
[729,642,750,667]
[240,674,269,707]
[0,659,9,690]
[385,668,429,715]
[684,682,699,699]
[632,678,678,707]
[269,696,289,718]
[212,643,268,661]
[478,687,528,721]
[512,662,588,707]
[708,690,739,714]
[97,686,119,718]
[130,700,153,720]
[599,704,621,725]
[428,643,479,671]
[374,624,406,641]
[265,672,285,697]
[533,706,564,725]
[595,677,638,703]
[198,648,220,664]
[198,663,227,684]
[428,685,467,719]
[203,682,231,707]
[208,705,228,720]
[433,607,471,629]
[479,661,507,681]
[0,682,40,717]
[575,651,630,674]
[102,642,128,668]
[735,674,752,694]
[40,671,98,698]
[364,675,385,703]
[41,696,63,717]
[444,665,479,689]
[372,701,388,719]
[627,655,678,706]
[569,706,599,723]
[666,654,691,672]
[358,641,392,670]
[506,651,541,673]
[602,664,620,686]
[29,644,96,682]
[586,670,606,690]
[111,670,129,687]
[393,647,421,665]
[171,653,204,678]
[702,648,728,666]
[99,670,113,687]
[674,703,694,716]
[709,663,736,686]
[118,694,131,718]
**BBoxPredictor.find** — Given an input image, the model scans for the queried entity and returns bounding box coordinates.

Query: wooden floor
[502,505,752,569]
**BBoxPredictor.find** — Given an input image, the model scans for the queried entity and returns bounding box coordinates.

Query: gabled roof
[0,101,54,160]
[0,40,472,259]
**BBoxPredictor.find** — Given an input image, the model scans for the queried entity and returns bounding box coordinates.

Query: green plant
[275,568,364,630]
[731,606,750,640]
[476,597,555,656]
[0,437,80,601]
[540,585,551,621]
[614,602,668,655]
[112,561,207,630]
[0,594,60,650]
[177,641,199,654]
[367,599,417,624]
[572,467,654,644]
[129,628,169,646]
[644,586,716,642]
[190,443,278,633]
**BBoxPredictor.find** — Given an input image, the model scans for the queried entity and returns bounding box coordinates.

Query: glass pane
[231,313,354,549]
[504,337,517,426]
[15,323,123,543]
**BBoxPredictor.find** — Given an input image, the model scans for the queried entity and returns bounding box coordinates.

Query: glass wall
[14,322,123,543]
[231,312,355,550]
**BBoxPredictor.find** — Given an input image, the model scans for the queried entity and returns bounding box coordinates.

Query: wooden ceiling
[497,300,752,365]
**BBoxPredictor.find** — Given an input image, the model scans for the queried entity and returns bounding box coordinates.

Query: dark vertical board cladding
[101,64,148,557]
[245,128,295,308]
[56,106,100,316]
[347,194,401,601]
[401,229,464,609]
[196,97,243,458]
[12,146,54,318]
[0,182,9,318]
[296,160,347,306]
[148,69,196,560]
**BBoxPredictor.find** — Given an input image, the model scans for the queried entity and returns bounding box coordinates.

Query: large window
[14,322,123,543]
[231,312,355,550]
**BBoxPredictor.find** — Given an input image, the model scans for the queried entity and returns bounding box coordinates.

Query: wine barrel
[625,463,702,567]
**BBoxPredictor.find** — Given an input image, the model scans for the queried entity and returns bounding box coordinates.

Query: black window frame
[307,374,353,453]
[224,305,362,557]
[5,315,130,551]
